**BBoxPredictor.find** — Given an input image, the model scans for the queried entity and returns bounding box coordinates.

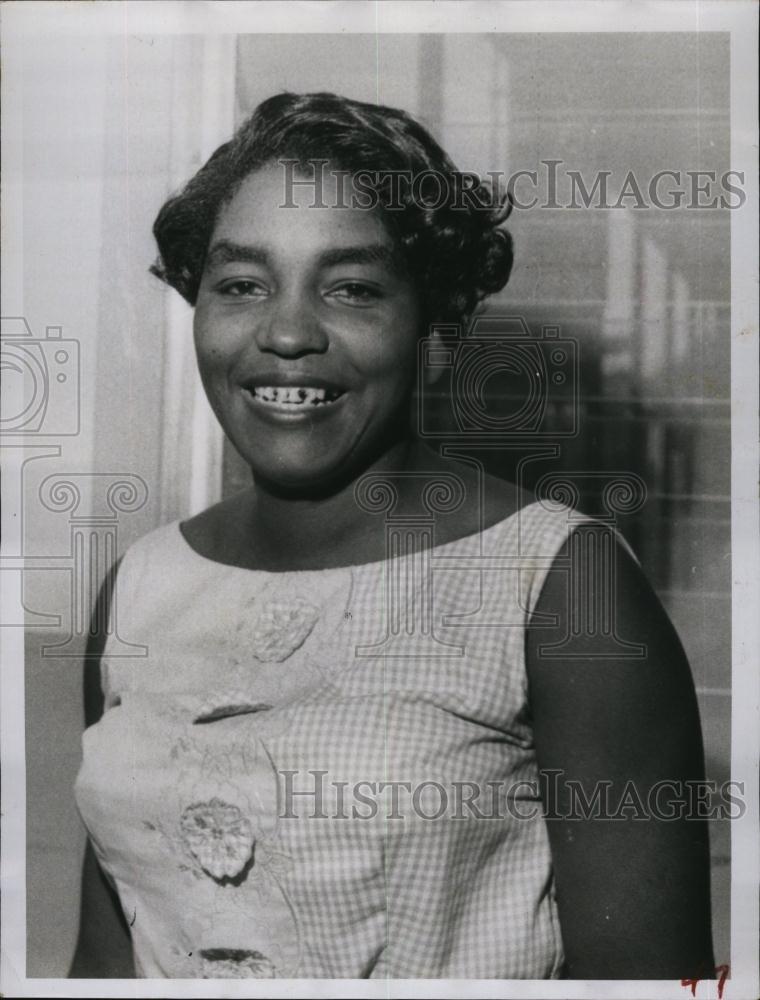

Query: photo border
[1,2,757,998]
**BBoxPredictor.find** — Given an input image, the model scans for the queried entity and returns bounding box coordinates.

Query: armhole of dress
[100,541,142,710]
[521,503,641,626]
[517,504,642,698]
[99,568,120,711]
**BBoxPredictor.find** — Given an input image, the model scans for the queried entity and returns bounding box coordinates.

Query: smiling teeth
[251,386,342,406]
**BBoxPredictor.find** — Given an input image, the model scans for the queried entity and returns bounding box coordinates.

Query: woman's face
[193,162,422,492]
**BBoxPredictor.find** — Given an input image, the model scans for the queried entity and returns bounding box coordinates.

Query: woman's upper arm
[69,840,134,978]
[70,558,135,978]
[526,532,715,979]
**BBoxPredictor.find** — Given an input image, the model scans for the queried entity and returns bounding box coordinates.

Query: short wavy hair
[151,91,513,330]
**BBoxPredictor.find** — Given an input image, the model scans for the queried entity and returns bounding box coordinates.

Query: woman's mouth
[251,385,343,406]
[243,384,346,416]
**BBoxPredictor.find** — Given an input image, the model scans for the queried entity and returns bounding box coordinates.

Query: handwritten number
[680,965,729,999]
[716,964,729,999]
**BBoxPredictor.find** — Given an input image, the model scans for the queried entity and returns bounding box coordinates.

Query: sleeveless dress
[74,499,602,979]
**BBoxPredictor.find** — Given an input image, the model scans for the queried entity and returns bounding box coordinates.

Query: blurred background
[14,31,730,975]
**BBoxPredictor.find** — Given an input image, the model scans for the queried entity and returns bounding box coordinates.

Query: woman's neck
[246,436,435,570]
[181,438,521,573]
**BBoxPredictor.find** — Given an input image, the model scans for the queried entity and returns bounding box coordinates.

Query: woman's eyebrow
[318,244,399,269]
[205,240,270,268]
[204,240,400,272]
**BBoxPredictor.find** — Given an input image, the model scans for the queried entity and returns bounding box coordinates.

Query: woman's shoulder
[447,465,582,550]
[108,517,188,592]
[178,489,257,568]
[424,454,533,545]
[113,496,248,583]
[479,471,536,529]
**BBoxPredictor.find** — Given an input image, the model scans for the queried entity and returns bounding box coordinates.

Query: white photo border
[1,2,757,998]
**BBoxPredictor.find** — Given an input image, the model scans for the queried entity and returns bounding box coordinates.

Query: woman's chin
[248,460,359,500]
[239,423,413,499]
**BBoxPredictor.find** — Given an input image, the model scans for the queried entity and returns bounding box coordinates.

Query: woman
[71,92,714,980]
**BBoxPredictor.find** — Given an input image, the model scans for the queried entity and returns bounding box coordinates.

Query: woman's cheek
[353,316,419,375]
[194,345,225,396]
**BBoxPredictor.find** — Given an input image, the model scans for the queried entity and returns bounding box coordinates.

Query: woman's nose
[254,294,328,357]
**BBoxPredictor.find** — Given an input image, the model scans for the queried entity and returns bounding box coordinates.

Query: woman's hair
[151,91,513,330]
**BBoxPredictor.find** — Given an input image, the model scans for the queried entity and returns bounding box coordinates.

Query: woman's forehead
[221,161,385,211]
[211,164,396,258]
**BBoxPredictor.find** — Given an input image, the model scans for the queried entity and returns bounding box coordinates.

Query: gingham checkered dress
[75,500,588,979]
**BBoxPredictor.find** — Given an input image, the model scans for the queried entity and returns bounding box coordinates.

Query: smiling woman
[69,92,714,980]
[191,165,423,500]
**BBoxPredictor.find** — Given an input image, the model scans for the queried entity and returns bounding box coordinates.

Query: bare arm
[69,558,135,978]
[526,532,714,979]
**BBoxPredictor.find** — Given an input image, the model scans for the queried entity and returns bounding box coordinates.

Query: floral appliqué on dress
[180,799,255,881]
[199,948,276,978]
[160,594,320,976]
[248,597,320,662]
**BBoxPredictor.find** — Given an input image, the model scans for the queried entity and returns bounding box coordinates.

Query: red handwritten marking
[681,975,700,997]
[680,964,729,999]
[716,964,729,999]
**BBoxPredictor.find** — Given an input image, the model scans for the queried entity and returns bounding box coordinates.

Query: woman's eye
[217,279,267,299]
[329,283,381,305]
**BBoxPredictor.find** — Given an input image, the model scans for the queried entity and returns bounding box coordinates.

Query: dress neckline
[174,499,547,577]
